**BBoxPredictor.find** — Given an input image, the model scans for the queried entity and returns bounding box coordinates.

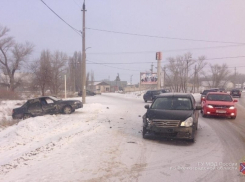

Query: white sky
[1,0,245,83]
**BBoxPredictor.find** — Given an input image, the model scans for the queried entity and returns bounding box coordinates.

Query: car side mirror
[145,105,150,109]
[195,106,202,110]
[233,99,238,102]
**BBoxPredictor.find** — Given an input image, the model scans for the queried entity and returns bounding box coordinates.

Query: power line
[86,27,245,45]
[87,55,245,65]
[86,60,141,72]
[88,44,245,55]
[40,0,82,37]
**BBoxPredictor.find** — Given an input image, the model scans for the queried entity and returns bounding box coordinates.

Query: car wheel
[189,138,195,143]
[63,106,72,114]
[144,99,147,103]
[23,114,31,120]
[142,126,147,139]
[231,116,236,119]
[202,111,207,118]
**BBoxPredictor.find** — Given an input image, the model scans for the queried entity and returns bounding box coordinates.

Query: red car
[201,92,238,119]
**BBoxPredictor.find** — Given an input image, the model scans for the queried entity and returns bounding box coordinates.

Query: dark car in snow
[142,93,202,142]
[230,89,241,98]
[12,96,83,119]
[78,90,96,96]
[143,89,170,102]
[200,89,218,103]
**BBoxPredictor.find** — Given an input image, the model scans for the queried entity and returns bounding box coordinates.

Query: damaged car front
[142,93,202,142]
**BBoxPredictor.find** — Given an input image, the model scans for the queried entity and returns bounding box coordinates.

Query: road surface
[0,92,244,182]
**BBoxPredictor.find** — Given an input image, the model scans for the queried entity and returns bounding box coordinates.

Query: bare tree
[50,51,67,95]
[0,26,33,91]
[203,63,230,88]
[31,50,52,96]
[165,53,197,92]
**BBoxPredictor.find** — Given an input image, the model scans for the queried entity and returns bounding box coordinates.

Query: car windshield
[207,94,232,101]
[151,97,192,110]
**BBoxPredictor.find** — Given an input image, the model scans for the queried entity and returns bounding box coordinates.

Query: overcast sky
[1,0,245,84]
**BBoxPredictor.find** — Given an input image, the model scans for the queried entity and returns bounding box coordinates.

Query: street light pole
[81,0,86,103]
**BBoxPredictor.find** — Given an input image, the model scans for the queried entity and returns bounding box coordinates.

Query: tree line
[0,26,92,96]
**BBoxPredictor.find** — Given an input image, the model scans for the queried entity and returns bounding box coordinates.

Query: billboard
[140,72,158,85]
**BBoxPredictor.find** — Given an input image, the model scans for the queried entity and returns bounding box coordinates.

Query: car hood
[205,100,234,106]
[146,109,193,121]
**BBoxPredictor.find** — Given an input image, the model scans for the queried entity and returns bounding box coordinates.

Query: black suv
[143,89,169,102]
[142,93,202,142]
[200,89,218,103]
[230,89,241,98]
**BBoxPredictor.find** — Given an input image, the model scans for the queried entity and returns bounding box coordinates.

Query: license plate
[216,110,226,113]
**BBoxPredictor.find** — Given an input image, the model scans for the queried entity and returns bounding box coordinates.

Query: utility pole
[234,67,237,85]
[64,75,67,98]
[150,63,153,73]
[81,1,86,103]
[156,52,162,89]
[186,56,191,93]
[130,75,133,85]
[194,65,196,93]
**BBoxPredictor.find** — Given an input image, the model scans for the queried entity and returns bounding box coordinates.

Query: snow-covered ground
[0,92,243,181]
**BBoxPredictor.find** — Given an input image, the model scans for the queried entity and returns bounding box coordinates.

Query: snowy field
[0,92,244,182]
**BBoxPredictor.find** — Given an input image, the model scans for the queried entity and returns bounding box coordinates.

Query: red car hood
[205,100,234,106]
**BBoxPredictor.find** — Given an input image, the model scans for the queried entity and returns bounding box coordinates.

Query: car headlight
[146,118,152,125]
[74,101,80,104]
[229,106,235,109]
[180,117,193,127]
[207,105,213,108]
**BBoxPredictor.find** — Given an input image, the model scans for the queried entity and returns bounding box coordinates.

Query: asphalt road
[1,93,244,182]
[92,93,245,182]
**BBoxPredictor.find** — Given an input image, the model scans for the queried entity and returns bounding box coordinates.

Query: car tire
[189,138,195,143]
[142,126,147,139]
[202,112,207,118]
[231,116,236,119]
[144,99,147,103]
[23,114,31,120]
[63,106,72,114]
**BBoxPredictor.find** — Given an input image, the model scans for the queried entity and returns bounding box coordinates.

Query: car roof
[156,93,192,98]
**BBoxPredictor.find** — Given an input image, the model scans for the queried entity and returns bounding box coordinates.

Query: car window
[152,91,161,95]
[151,97,192,110]
[207,94,232,101]
[28,99,41,109]
[46,98,54,104]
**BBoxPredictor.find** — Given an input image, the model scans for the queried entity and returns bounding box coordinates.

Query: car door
[41,98,57,114]
[27,99,43,116]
